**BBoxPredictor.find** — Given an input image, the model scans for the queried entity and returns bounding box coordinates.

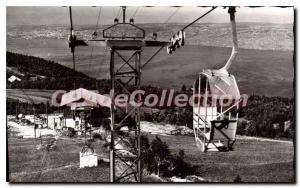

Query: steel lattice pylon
[68,5,235,182]
[109,42,143,182]
[89,7,169,182]
[105,40,168,182]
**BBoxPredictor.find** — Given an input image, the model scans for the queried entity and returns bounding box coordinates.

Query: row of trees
[237,95,294,139]
[142,108,192,126]
[141,94,294,139]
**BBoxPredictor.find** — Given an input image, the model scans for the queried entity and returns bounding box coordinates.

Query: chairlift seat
[210,119,238,141]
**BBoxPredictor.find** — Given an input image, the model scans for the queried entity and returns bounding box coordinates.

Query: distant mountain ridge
[6,23,294,97]
[7,23,293,51]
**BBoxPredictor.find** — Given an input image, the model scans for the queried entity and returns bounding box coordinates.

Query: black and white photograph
[5,5,295,183]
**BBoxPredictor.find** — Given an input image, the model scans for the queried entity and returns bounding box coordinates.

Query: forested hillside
[6,51,110,91]
[6,52,294,139]
[237,95,294,139]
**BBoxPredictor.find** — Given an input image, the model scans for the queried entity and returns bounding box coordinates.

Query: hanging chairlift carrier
[192,7,240,152]
[193,70,241,152]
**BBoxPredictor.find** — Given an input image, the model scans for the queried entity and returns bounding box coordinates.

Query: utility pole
[69,6,76,71]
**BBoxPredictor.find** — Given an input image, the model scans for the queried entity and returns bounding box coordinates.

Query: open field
[6,89,55,103]
[7,137,110,182]
[7,120,294,183]
[147,134,294,183]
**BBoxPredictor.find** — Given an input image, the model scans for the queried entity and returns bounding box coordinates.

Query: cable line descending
[164,7,181,23]
[92,7,102,39]
[67,6,88,89]
[89,7,103,76]
[182,6,217,31]
[131,6,140,19]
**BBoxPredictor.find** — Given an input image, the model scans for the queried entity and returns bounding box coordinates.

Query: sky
[6,6,294,26]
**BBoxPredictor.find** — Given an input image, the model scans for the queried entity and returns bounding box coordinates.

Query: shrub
[93,133,102,140]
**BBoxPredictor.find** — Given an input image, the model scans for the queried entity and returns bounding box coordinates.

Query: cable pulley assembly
[167,30,185,54]
[166,6,217,54]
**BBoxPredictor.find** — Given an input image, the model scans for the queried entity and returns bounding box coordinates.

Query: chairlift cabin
[192,7,241,152]
[193,69,241,152]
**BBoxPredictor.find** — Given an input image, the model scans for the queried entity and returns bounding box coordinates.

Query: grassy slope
[8,134,294,183]
[6,89,57,104]
[8,137,110,182]
[147,134,294,182]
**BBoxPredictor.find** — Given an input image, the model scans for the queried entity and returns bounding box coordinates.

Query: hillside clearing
[147,134,294,182]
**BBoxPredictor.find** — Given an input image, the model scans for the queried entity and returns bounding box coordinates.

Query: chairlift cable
[88,6,108,91]
[91,7,103,90]
[181,6,217,31]
[164,7,181,23]
[69,7,74,31]
[95,7,102,32]
[131,7,140,19]
[152,7,181,37]
[64,7,69,35]
[116,7,122,19]
[113,7,119,18]
[89,7,102,75]
[68,6,77,89]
